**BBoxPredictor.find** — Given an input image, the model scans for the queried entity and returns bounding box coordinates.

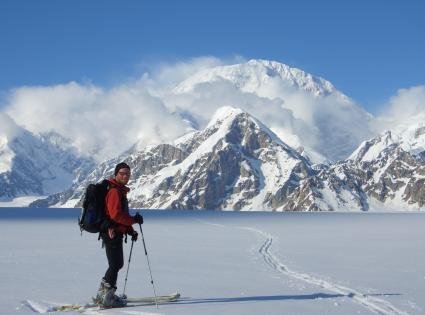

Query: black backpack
[78,179,110,233]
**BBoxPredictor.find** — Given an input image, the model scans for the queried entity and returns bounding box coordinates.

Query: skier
[94,162,144,308]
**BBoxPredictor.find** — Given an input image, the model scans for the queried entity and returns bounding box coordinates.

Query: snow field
[1,209,424,315]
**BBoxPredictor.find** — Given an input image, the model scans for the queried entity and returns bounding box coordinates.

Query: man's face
[115,168,131,185]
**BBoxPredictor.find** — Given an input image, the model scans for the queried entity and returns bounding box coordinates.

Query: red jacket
[105,178,135,234]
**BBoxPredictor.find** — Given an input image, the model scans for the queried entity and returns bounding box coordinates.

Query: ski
[24,292,180,313]
[52,303,92,312]
[126,291,180,303]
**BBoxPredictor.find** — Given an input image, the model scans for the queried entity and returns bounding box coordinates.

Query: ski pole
[122,239,134,298]
[139,222,159,308]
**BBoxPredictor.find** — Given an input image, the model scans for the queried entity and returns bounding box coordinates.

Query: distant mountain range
[1,59,424,210]
[0,116,94,204]
[30,107,424,211]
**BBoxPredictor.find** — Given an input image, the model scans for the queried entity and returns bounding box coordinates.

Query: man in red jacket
[95,162,144,308]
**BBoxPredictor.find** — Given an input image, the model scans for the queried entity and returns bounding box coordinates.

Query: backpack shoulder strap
[100,179,110,189]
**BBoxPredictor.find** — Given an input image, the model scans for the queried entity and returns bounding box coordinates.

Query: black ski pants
[102,234,124,287]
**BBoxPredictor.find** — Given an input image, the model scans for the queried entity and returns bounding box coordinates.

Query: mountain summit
[174,59,346,100]
[131,106,312,210]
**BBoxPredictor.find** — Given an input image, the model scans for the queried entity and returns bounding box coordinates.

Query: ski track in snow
[199,219,410,315]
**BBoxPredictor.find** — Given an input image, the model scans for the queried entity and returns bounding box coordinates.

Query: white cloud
[4,82,188,161]
[0,112,22,173]
[375,85,425,132]
[140,56,226,87]
[0,111,22,141]
[162,79,315,149]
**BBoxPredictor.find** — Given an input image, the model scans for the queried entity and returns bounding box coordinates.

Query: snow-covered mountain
[39,107,313,209]
[346,130,425,210]
[169,59,374,162]
[0,115,95,204]
[174,59,345,99]
[268,129,425,211]
[36,107,424,211]
[132,107,314,210]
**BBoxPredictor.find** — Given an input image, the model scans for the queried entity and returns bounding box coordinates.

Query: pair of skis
[25,292,180,313]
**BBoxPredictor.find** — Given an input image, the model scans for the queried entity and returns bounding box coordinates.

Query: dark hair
[114,162,131,176]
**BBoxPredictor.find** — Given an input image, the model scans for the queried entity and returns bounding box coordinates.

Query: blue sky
[0,0,424,113]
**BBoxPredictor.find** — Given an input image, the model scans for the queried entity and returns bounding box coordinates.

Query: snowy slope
[395,122,425,159]
[350,120,425,163]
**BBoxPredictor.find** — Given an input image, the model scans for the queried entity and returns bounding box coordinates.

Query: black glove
[130,230,138,242]
[134,213,144,224]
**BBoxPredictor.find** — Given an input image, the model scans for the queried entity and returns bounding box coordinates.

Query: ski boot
[102,286,127,308]
[93,279,109,305]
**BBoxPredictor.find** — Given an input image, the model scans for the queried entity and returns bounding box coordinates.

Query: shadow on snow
[174,292,402,305]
